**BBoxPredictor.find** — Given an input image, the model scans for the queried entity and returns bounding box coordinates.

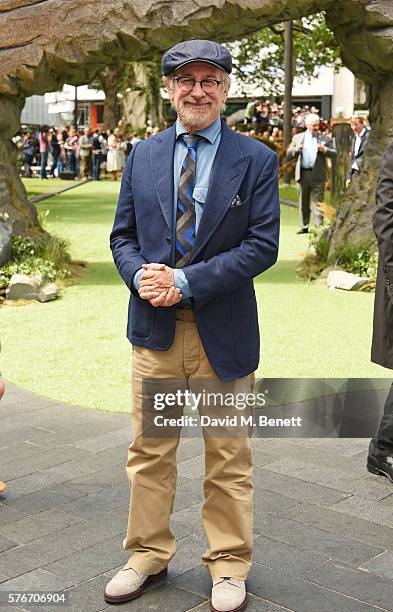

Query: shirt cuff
[173,269,193,298]
[132,268,144,291]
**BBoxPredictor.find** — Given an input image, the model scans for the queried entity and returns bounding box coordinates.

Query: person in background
[346,116,369,187]
[48,128,60,178]
[79,127,92,179]
[22,131,34,177]
[91,129,102,180]
[65,128,78,176]
[106,130,122,181]
[369,141,393,483]
[0,341,6,494]
[287,112,337,234]
[39,127,49,179]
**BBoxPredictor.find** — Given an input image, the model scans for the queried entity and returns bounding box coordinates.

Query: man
[346,116,369,187]
[91,129,102,180]
[369,141,393,483]
[105,40,280,612]
[79,127,92,179]
[287,113,337,234]
[0,342,6,493]
[39,127,49,180]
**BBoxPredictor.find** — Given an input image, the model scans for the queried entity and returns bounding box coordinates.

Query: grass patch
[22,178,74,197]
[1,182,389,413]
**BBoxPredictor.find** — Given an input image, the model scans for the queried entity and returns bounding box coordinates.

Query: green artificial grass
[279,180,331,204]
[1,181,390,413]
[22,178,74,197]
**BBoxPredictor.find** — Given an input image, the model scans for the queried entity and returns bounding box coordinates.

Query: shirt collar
[176,116,222,144]
[357,128,366,138]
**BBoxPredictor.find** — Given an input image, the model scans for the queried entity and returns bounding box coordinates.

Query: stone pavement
[1,382,393,611]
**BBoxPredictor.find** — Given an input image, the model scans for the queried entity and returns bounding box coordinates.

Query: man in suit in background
[105,40,280,612]
[287,113,337,234]
[369,141,393,483]
[346,116,369,187]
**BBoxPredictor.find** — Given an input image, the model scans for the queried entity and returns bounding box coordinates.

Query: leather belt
[175,308,196,322]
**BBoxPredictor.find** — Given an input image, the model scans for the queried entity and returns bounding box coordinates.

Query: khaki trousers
[123,317,254,580]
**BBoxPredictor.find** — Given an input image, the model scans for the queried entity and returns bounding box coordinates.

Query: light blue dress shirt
[133,117,222,301]
[301,129,318,169]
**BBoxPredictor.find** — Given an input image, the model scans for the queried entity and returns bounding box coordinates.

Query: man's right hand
[138,263,182,307]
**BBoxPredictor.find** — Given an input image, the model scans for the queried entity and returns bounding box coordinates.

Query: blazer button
[165,237,172,244]
[387,280,391,285]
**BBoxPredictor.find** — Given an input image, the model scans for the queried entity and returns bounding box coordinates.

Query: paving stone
[0,509,126,581]
[253,468,349,506]
[248,568,378,611]
[58,487,128,519]
[0,509,83,545]
[0,504,27,527]
[174,484,203,512]
[0,440,57,467]
[38,574,109,612]
[169,564,212,597]
[253,511,384,566]
[187,592,293,611]
[63,462,126,490]
[304,560,393,609]
[43,536,128,583]
[177,439,204,462]
[250,446,284,468]
[289,438,369,457]
[168,532,208,577]
[0,537,17,554]
[0,484,92,513]
[281,502,393,550]
[253,487,300,514]
[360,550,393,579]
[70,428,131,453]
[332,495,393,527]
[102,582,205,611]
[1,446,91,481]
[264,458,393,501]
[172,503,203,531]
[0,567,74,592]
[253,535,328,575]
[172,521,200,541]
[178,455,206,480]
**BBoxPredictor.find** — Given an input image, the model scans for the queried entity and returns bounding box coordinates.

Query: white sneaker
[211,577,247,612]
[104,563,167,603]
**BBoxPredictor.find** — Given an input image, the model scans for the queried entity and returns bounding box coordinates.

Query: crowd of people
[14,126,161,181]
[241,98,331,143]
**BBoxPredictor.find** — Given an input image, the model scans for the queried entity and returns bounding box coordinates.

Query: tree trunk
[328,76,393,258]
[98,64,125,131]
[0,95,44,237]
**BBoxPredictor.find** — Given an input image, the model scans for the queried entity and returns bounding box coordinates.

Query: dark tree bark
[0,95,45,237]
[98,64,125,131]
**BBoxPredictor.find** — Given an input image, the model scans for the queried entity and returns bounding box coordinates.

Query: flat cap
[161,39,232,76]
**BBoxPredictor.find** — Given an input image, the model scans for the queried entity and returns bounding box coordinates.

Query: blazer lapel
[149,125,176,230]
[189,121,250,263]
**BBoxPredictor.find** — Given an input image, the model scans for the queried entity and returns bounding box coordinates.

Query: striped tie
[175,134,199,268]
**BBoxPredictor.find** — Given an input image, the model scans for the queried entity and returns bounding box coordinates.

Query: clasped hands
[138,263,183,307]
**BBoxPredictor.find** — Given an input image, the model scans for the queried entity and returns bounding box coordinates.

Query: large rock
[5,273,58,302]
[327,270,370,291]
[0,218,12,265]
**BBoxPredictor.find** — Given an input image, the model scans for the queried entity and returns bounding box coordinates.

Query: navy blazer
[110,120,280,381]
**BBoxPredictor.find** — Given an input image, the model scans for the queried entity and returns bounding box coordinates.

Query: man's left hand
[318,143,327,153]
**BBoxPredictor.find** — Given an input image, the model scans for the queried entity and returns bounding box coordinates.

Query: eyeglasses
[172,76,224,93]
